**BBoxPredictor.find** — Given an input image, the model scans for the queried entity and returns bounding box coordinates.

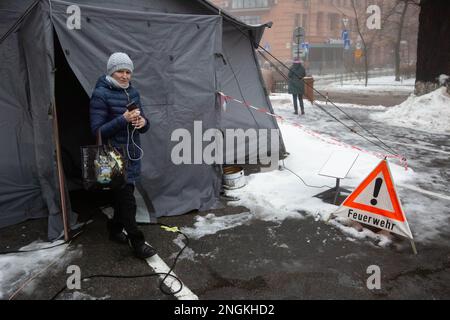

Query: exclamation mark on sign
[370,178,383,206]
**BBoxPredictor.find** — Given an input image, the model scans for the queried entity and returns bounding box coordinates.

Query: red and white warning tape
[217,92,408,171]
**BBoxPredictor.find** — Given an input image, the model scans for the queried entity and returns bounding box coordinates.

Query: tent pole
[52,102,70,241]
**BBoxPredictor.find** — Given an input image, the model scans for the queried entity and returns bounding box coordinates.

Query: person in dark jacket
[288,58,306,115]
[90,52,156,259]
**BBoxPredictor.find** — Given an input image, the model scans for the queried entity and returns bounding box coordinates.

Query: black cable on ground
[282,165,334,189]
[49,272,183,300]
[155,223,189,296]
[49,222,189,300]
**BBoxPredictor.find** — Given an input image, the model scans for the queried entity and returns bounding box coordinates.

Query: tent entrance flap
[54,31,93,192]
[54,31,114,219]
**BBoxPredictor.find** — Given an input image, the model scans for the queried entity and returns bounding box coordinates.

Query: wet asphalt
[1,92,449,301]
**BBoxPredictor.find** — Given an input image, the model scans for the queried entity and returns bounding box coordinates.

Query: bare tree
[350,0,369,86]
[393,1,409,81]
[350,0,401,86]
[387,0,420,81]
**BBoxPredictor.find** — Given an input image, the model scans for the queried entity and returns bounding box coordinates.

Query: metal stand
[410,239,418,255]
[314,178,352,205]
[315,151,359,205]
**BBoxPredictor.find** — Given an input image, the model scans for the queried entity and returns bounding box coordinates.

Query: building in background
[212,0,418,79]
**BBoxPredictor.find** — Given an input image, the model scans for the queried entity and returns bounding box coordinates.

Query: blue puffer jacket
[89,75,150,184]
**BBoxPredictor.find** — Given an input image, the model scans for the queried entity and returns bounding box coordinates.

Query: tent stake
[52,102,70,241]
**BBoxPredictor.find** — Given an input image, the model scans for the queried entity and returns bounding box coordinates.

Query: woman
[288,58,306,115]
[89,52,156,259]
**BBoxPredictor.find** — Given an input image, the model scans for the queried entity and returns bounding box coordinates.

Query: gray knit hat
[107,52,134,75]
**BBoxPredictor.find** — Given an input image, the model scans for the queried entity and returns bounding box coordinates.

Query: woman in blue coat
[288,59,306,115]
[90,52,156,259]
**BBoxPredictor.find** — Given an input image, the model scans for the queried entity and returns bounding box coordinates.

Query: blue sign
[301,42,310,53]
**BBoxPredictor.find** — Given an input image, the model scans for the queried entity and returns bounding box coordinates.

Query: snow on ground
[371,87,450,135]
[226,121,415,225]
[271,94,386,111]
[172,234,197,262]
[58,291,110,300]
[320,76,415,95]
[182,212,254,240]
[317,101,386,111]
[307,94,450,244]
[184,90,449,247]
[183,94,420,247]
[0,241,81,300]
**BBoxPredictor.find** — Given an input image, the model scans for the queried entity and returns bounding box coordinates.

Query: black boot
[132,242,157,259]
[107,220,128,245]
[129,232,157,259]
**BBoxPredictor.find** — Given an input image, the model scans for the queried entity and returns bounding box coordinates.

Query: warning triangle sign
[343,160,405,221]
[332,159,413,240]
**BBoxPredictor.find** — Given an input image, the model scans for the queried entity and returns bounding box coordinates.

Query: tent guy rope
[217,91,408,170]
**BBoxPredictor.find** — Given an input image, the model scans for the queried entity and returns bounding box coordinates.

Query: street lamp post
[342,17,350,82]
[293,26,305,61]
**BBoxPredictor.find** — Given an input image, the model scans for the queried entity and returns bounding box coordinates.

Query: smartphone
[126,101,139,112]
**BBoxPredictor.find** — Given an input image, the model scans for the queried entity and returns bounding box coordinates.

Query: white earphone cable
[126,124,144,161]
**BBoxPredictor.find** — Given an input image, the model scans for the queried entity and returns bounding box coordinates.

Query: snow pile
[438,74,449,86]
[226,123,415,226]
[371,87,450,135]
[0,241,81,299]
[182,94,426,246]
[178,92,447,247]
[59,291,110,300]
[181,212,254,240]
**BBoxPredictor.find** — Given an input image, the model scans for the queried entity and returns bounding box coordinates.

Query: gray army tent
[0,0,285,240]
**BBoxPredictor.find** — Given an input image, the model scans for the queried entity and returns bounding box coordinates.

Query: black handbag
[81,131,127,191]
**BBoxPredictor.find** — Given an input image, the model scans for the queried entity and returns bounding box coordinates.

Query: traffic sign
[301,42,310,54]
[294,27,305,38]
[330,159,413,240]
